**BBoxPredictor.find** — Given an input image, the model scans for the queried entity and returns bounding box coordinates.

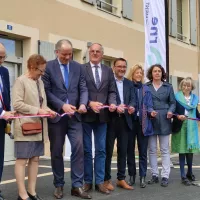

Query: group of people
[0,40,199,200]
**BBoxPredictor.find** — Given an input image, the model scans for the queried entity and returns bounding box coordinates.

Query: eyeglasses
[115,65,127,69]
[0,55,7,60]
[36,67,45,74]
[89,50,102,54]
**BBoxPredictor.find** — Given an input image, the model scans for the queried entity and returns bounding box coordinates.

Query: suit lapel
[54,59,66,88]
[115,82,121,104]
[86,63,96,87]
[98,64,106,90]
[123,79,128,103]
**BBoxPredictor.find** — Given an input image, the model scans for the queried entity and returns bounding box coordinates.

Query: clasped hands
[62,104,87,115]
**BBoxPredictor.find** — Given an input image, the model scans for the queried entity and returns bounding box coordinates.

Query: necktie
[63,64,69,88]
[94,65,100,88]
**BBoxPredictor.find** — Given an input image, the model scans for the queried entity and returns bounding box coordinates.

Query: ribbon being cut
[0,105,130,119]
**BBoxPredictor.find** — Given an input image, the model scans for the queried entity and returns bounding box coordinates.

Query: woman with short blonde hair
[126,64,156,188]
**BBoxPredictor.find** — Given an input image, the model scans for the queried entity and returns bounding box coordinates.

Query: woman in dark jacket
[146,64,176,187]
[172,77,200,186]
[126,64,157,188]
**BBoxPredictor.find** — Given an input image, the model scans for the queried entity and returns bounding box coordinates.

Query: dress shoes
[186,173,196,182]
[148,176,159,184]
[54,187,63,199]
[95,184,110,194]
[140,177,146,188]
[83,183,92,192]
[116,180,134,190]
[104,180,114,191]
[17,196,31,200]
[27,192,43,200]
[128,176,135,186]
[71,187,92,199]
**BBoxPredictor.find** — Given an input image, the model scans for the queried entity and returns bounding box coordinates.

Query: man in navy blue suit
[42,39,91,199]
[0,43,15,200]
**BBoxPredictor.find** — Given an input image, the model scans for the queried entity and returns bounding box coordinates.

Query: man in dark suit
[42,39,91,199]
[104,58,136,191]
[0,43,15,200]
[82,43,116,195]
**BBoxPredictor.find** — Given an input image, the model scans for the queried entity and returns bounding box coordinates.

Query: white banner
[143,0,166,74]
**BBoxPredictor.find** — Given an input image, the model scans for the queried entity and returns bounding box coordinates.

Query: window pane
[102,59,111,67]
[0,38,23,57]
[97,0,113,13]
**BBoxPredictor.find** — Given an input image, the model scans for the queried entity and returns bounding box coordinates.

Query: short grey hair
[89,43,104,53]
[179,77,195,91]
[55,39,73,50]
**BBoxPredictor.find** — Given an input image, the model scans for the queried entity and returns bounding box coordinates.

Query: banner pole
[164,0,169,81]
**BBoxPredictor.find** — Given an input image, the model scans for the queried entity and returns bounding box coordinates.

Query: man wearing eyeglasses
[81,43,116,195]
[0,43,15,200]
[104,58,136,191]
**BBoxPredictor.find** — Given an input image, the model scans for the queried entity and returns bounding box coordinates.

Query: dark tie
[63,64,69,88]
[94,65,100,88]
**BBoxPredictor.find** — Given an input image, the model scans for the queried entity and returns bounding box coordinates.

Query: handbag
[21,122,42,135]
[20,80,43,136]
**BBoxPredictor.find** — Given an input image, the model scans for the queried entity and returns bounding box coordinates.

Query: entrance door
[4,62,21,161]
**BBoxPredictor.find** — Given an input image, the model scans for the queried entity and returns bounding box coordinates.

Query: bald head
[0,43,6,65]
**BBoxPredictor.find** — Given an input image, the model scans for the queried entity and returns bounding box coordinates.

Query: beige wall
[1,0,199,157]
[1,0,199,80]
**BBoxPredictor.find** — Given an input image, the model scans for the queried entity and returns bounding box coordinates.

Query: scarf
[175,91,199,150]
[133,81,143,89]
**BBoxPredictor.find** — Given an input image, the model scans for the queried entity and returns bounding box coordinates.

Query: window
[97,0,112,13]
[102,58,112,67]
[0,37,23,57]
[96,0,119,16]
[176,0,189,43]
[177,77,184,88]
[177,0,183,40]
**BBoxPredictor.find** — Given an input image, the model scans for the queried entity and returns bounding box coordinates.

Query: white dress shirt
[115,76,124,104]
[90,62,102,82]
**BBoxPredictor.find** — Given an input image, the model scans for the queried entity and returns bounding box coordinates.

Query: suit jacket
[42,59,88,123]
[110,78,136,130]
[172,100,200,133]
[0,66,11,115]
[82,62,117,123]
[12,75,49,141]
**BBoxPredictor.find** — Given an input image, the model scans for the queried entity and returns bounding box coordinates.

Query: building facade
[1,0,200,161]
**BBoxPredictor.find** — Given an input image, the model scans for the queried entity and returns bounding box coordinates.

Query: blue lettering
[150,17,158,44]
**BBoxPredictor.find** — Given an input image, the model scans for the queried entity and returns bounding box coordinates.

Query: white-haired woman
[172,77,200,186]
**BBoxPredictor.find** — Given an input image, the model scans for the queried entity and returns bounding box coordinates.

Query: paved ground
[1,155,200,200]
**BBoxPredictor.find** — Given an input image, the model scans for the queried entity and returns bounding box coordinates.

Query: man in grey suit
[82,43,116,195]
[42,40,91,199]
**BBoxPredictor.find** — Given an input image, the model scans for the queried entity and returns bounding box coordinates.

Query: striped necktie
[94,65,100,88]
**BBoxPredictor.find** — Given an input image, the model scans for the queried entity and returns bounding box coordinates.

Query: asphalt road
[1,155,200,200]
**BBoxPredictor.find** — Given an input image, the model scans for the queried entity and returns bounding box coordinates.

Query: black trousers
[0,120,5,182]
[127,119,149,177]
[105,115,131,181]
